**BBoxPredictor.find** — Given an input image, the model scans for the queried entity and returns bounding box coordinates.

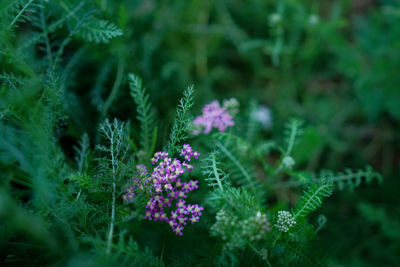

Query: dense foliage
[1,0,399,266]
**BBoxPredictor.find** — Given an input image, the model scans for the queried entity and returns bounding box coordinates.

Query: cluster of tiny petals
[180,144,200,162]
[243,211,271,241]
[275,210,296,232]
[193,100,235,135]
[125,145,203,236]
[211,209,271,249]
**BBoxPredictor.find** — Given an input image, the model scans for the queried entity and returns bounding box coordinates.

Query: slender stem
[106,133,117,256]
[160,238,166,263]
[101,50,125,119]
[271,233,281,248]
[106,178,116,255]
[75,190,82,200]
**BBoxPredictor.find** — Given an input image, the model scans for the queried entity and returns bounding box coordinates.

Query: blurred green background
[1,0,399,265]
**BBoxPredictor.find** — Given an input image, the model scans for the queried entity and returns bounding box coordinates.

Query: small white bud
[309,14,320,25]
[269,13,282,25]
[282,156,295,169]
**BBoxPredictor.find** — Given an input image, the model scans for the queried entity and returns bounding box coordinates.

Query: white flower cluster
[282,156,295,169]
[241,211,271,241]
[211,209,237,239]
[251,105,273,130]
[308,14,320,25]
[223,98,240,116]
[269,13,282,25]
[275,210,296,232]
[211,210,271,250]
[211,209,244,249]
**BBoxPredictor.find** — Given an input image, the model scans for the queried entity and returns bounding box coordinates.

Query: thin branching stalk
[99,119,127,256]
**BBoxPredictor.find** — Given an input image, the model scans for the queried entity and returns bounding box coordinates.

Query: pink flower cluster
[123,144,203,236]
[193,100,235,135]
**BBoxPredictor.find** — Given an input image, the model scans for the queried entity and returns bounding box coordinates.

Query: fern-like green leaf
[69,172,99,191]
[320,166,382,190]
[202,151,229,190]
[0,72,24,90]
[0,0,39,28]
[294,182,333,219]
[275,118,304,172]
[283,118,304,157]
[272,166,382,190]
[78,18,123,43]
[207,186,261,216]
[128,73,157,157]
[110,235,162,266]
[165,85,194,155]
[73,133,90,173]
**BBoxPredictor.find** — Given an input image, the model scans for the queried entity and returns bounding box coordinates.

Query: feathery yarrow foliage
[279,118,304,170]
[274,166,382,189]
[201,151,229,191]
[320,166,382,190]
[2,0,39,29]
[97,119,129,255]
[78,18,123,43]
[128,73,157,156]
[0,1,392,265]
[294,182,334,219]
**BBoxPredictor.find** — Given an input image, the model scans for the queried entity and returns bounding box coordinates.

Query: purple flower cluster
[193,100,235,135]
[123,144,203,236]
